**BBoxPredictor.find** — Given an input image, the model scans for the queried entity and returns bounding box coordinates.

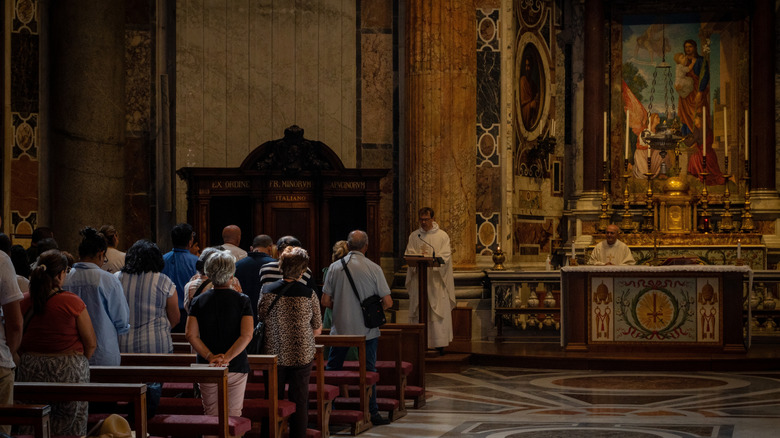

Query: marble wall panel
[295,1,321,139]
[248,0,273,147]
[340,2,357,166]
[126,30,151,136]
[477,50,500,129]
[361,0,391,29]
[361,33,393,145]
[12,113,37,160]
[203,3,228,167]
[271,3,297,138]
[476,164,501,214]
[226,0,251,164]
[10,31,38,115]
[318,0,346,159]
[10,157,38,215]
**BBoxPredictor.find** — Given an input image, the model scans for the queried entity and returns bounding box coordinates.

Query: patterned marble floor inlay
[356,367,780,438]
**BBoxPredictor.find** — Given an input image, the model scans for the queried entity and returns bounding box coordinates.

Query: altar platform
[441,339,780,372]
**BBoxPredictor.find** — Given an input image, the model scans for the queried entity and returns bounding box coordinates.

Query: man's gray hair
[204,250,236,287]
[347,230,368,251]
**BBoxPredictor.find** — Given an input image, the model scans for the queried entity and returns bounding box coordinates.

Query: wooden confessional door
[264,202,317,265]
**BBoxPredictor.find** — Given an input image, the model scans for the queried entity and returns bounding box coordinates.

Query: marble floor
[348,367,780,437]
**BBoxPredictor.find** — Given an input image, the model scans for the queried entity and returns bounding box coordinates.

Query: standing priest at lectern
[588,224,636,266]
[405,207,456,355]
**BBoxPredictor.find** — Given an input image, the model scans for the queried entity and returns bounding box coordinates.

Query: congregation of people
[0,219,413,437]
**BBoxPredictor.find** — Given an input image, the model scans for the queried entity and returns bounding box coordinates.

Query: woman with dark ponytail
[63,227,129,366]
[17,249,97,436]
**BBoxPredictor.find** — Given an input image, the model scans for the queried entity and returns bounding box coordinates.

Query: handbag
[341,258,386,328]
[247,281,294,354]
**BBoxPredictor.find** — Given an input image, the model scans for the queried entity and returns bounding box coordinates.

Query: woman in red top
[17,249,97,436]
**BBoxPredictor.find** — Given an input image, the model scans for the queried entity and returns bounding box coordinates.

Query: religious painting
[589,275,722,345]
[612,11,749,198]
[517,43,544,132]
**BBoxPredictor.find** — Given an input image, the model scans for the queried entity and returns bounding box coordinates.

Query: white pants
[200,371,248,417]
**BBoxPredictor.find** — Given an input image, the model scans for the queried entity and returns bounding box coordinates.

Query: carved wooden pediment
[240,125,345,173]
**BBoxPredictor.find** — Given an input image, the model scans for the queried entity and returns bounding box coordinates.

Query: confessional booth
[177,126,389,281]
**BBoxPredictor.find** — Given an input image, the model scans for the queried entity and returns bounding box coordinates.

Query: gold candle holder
[720,155,734,232]
[698,155,711,233]
[620,158,633,233]
[642,153,655,232]
[741,159,755,232]
[491,245,506,270]
[598,162,610,233]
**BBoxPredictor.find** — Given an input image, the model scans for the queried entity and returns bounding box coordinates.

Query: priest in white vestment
[588,224,636,266]
[405,207,457,353]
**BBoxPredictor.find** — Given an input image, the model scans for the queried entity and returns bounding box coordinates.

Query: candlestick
[723,107,728,157]
[603,112,608,162]
[702,107,707,157]
[625,109,630,159]
[745,110,749,161]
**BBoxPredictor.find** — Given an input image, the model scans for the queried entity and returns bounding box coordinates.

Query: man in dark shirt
[234,234,276,322]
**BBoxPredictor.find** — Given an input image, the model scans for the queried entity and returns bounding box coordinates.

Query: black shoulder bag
[340,257,386,329]
[247,281,294,354]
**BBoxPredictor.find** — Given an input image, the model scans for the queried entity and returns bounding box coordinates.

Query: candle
[745,110,749,161]
[625,109,630,159]
[702,107,707,157]
[603,112,608,162]
[737,240,742,259]
[723,107,728,157]
[572,241,575,256]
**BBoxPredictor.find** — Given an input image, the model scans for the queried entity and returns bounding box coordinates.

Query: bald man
[222,225,247,261]
[588,224,636,266]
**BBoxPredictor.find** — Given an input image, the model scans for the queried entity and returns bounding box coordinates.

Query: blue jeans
[327,337,379,415]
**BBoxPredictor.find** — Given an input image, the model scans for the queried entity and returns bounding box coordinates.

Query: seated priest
[588,224,636,266]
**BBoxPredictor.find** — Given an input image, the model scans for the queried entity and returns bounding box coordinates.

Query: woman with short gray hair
[186,250,253,419]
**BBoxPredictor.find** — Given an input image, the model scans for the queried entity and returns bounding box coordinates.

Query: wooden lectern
[404,255,442,351]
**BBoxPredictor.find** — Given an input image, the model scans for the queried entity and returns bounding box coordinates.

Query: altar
[561,265,752,354]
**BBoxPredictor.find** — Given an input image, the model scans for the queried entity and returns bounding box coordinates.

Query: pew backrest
[14,382,147,438]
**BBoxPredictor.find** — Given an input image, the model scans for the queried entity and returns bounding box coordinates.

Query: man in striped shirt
[258,236,318,297]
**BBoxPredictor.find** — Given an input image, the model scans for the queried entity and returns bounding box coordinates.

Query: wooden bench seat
[0,403,51,438]
[382,323,427,408]
[90,365,249,438]
[322,328,407,421]
[314,335,373,435]
[14,382,147,438]
[119,352,301,438]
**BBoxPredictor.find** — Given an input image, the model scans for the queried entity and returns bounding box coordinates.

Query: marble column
[750,0,775,192]
[48,0,126,253]
[405,0,477,268]
[582,0,605,193]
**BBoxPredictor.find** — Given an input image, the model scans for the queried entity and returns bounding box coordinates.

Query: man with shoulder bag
[321,230,393,426]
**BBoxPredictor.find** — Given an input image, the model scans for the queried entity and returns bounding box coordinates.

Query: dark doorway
[208,196,253,251]
[328,197,367,247]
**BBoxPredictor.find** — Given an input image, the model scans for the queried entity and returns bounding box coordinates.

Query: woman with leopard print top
[258,246,322,438]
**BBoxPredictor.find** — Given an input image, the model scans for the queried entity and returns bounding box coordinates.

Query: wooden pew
[0,403,51,438]
[14,382,147,438]
[90,365,250,438]
[382,323,426,408]
[314,335,378,435]
[341,328,406,421]
[119,353,291,438]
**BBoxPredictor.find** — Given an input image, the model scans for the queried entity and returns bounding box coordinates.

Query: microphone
[418,233,436,258]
